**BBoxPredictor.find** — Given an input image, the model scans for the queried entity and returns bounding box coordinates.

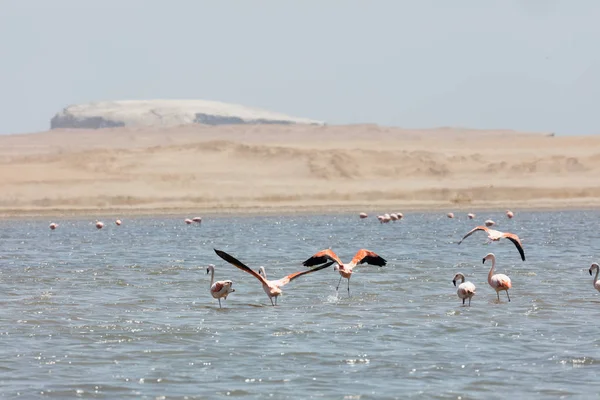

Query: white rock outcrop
[50,99,324,129]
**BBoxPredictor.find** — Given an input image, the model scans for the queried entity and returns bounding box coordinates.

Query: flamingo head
[258,266,266,278]
[206,264,215,274]
[333,264,341,272]
[482,253,495,264]
[452,272,464,286]
[590,263,599,275]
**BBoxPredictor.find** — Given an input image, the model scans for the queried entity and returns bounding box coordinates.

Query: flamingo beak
[482,258,486,264]
[206,268,210,274]
[452,280,457,287]
[590,269,593,276]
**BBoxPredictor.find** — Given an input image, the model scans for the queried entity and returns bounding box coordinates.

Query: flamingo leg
[270,297,275,306]
[506,290,511,302]
[218,298,222,308]
[462,298,465,305]
[275,296,278,306]
[335,276,343,292]
[347,277,351,297]
[468,297,471,306]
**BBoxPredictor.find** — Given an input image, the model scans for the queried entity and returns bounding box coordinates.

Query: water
[1,211,599,399]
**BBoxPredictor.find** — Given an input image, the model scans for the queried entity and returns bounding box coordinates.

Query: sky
[1,0,599,135]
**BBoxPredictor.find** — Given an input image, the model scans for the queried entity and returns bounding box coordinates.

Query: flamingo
[95,221,104,229]
[49,223,58,230]
[447,212,455,219]
[192,217,202,223]
[396,213,403,220]
[485,219,495,227]
[458,225,525,261]
[302,249,387,296]
[390,213,399,221]
[506,210,514,219]
[589,263,600,292]
[213,249,334,306]
[482,253,512,302]
[359,212,368,219]
[184,218,193,225]
[467,213,475,220]
[206,264,235,308]
[452,272,476,306]
[115,219,122,226]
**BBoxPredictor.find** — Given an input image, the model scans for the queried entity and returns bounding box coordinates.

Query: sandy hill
[0,124,598,217]
[50,99,324,129]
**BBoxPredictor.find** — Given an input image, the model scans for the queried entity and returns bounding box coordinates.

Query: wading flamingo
[452,273,476,306]
[458,226,526,261]
[184,219,193,225]
[467,213,475,220]
[115,219,122,226]
[192,217,202,223]
[359,212,368,219]
[589,263,600,292]
[49,223,58,230]
[206,264,235,308]
[302,249,387,296]
[95,221,104,229]
[214,249,334,306]
[482,253,512,302]
[506,210,514,219]
[447,212,455,218]
[485,219,495,227]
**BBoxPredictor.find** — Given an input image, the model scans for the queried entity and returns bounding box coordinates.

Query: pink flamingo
[506,210,514,219]
[589,263,600,292]
[115,219,122,226]
[184,219,193,225]
[213,249,334,306]
[485,219,495,227]
[95,221,104,229]
[49,223,58,230]
[302,249,387,296]
[396,213,403,220]
[447,212,454,218]
[458,226,525,261]
[452,272,476,306]
[206,264,234,308]
[482,253,512,302]
[192,217,202,223]
[467,213,475,219]
[390,213,399,221]
[359,212,368,219]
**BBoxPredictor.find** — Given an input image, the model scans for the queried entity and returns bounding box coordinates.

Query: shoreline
[2,198,600,220]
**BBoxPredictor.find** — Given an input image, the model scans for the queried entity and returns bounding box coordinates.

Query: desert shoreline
[2,124,599,220]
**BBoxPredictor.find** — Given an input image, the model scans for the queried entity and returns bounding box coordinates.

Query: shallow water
[1,211,599,399]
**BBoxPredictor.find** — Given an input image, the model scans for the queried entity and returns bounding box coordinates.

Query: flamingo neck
[594,267,599,285]
[259,267,267,280]
[209,267,215,289]
[487,257,496,284]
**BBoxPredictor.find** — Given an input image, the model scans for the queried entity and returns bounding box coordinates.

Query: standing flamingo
[485,219,495,227]
[506,210,514,219]
[467,213,475,220]
[213,249,334,306]
[359,212,368,219]
[458,226,526,261]
[447,212,455,219]
[206,264,235,308]
[302,249,387,296]
[95,221,104,230]
[452,273,476,306]
[49,223,58,230]
[589,263,600,292]
[482,253,512,302]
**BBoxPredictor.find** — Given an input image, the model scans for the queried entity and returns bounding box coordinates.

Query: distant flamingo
[359,212,368,219]
[485,219,495,227]
[192,217,202,223]
[95,221,104,230]
[206,264,235,308]
[396,213,403,220]
[184,219,193,225]
[214,249,334,306]
[589,263,600,292]
[302,249,387,296]
[506,210,514,219]
[447,212,455,219]
[482,253,512,302]
[452,272,476,306]
[458,226,525,261]
[49,223,58,230]
[115,219,122,226]
[467,213,475,219]
[390,213,399,221]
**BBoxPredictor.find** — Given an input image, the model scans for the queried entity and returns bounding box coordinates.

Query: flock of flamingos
[46,211,600,308]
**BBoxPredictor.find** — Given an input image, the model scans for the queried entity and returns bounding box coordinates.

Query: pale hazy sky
[1,0,599,135]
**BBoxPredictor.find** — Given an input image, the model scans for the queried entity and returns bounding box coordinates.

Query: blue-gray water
[1,211,599,399]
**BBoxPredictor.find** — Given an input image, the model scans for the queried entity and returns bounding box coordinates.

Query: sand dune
[0,124,599,217]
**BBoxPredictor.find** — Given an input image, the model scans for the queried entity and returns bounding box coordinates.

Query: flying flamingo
[302,249,387,296]
[206,264,235,308]
[213,249,334,306]
[589,263,600,292]
[458,225,526,261]
[482,253,512,302]
[452,273,476,306]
